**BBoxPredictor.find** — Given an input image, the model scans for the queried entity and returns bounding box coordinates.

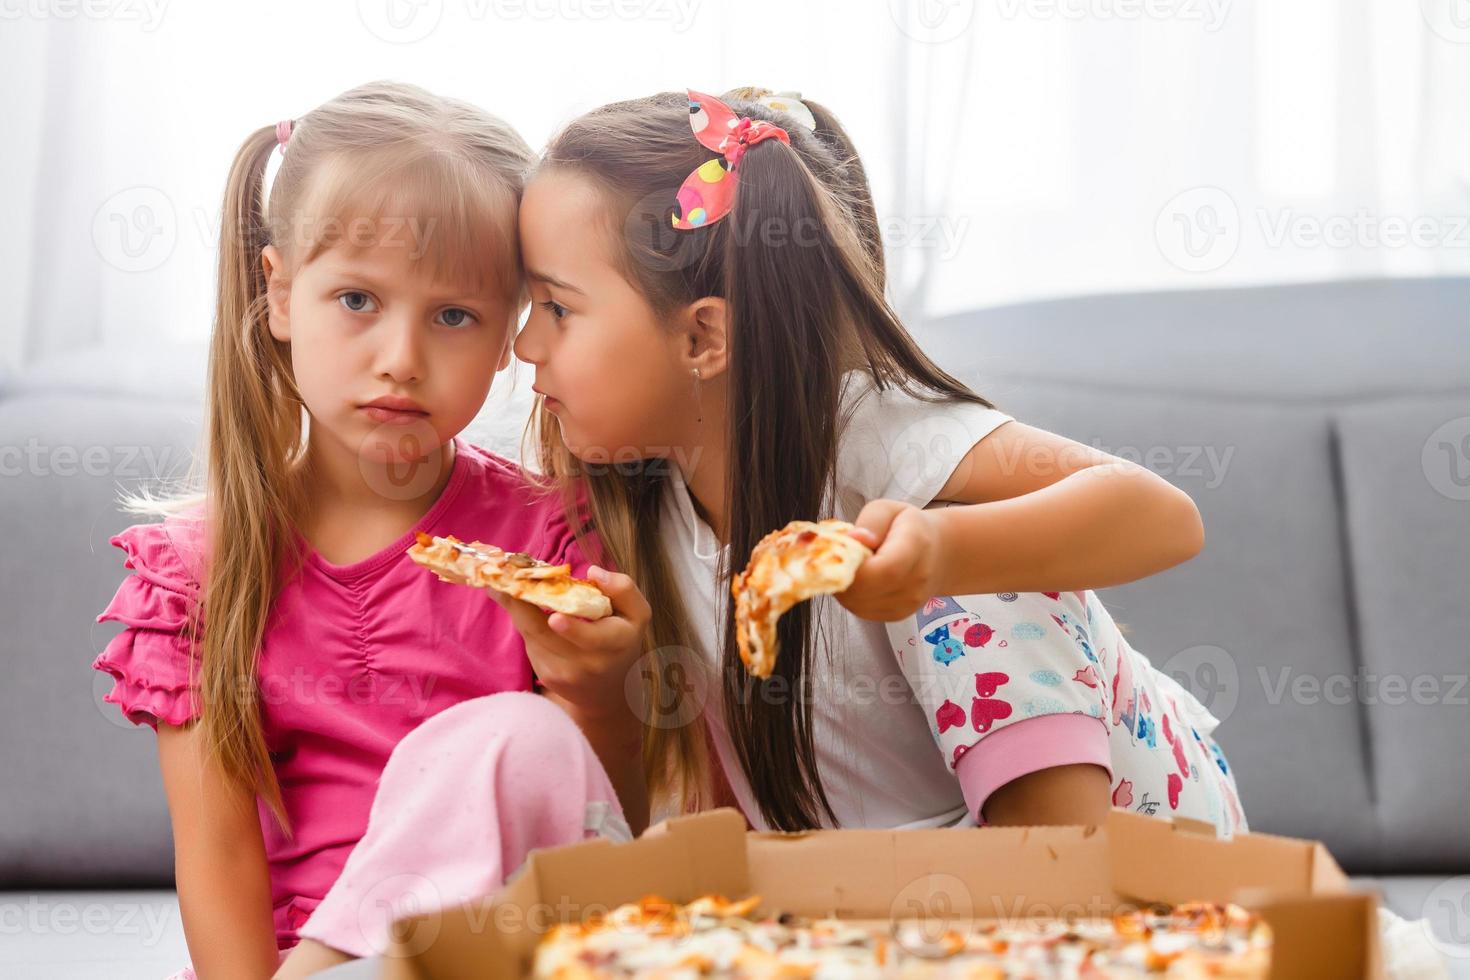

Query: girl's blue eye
[339,291,377,313]
[539,300,568,321]
[437,308,476,328]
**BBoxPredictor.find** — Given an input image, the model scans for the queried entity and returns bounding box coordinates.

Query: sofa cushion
[0,393,200,886]
[1336,398,1470,870]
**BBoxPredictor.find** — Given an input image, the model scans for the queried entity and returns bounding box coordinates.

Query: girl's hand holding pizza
[486,566,652,721]
[838,499,947,623]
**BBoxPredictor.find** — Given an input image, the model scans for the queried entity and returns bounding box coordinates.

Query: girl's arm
[157,720,281,980]
[843,422,1205,619]
[980,764,1113,827]
[926,421,1205,592]
[273,940,350,979]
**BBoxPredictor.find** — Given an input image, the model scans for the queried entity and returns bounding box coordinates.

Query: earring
[692,367,703,424]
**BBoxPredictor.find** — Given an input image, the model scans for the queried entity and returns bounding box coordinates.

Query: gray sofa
[3,277,1468,976]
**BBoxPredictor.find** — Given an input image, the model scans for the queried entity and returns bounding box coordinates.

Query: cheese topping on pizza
[408,532,613,620]
[731,520,874,678]
[533,893,1271,978]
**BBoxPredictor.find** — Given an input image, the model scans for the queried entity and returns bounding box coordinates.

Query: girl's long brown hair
[535,92,995,830]
[720,87,887,282]
[126,81,532,833]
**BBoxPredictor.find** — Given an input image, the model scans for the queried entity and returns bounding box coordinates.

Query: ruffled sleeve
[92,520,206,731]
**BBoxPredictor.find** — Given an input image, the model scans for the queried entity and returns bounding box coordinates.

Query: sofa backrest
[2,277,1466,885]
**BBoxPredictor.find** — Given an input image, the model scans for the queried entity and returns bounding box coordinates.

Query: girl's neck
[676,417,729,545]
[296,427,458,562]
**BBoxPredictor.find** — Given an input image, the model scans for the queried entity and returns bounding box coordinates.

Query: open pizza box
[372,806,1383,979]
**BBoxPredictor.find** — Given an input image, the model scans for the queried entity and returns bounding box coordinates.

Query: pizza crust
[408,532,613,621]
[731,519,874,678]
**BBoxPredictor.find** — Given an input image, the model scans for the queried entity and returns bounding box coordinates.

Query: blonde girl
[93,82,647,977]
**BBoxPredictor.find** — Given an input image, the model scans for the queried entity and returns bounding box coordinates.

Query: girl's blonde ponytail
[200,123,310,833]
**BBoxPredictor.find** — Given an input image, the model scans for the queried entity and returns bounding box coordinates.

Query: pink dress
[91,437,599,953]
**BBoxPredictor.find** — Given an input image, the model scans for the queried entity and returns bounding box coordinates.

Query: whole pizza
[532,893,1271,978]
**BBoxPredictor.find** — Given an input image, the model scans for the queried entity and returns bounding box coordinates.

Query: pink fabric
[297,691,629,958]
[953,712,1113,824]
[165,949,288,980]
[92,438,598,952]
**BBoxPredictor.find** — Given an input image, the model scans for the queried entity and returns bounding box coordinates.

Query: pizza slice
[408,532,613,620]
[731,519,874,678]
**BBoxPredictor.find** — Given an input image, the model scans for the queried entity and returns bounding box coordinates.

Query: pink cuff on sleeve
[954,713,1113,823]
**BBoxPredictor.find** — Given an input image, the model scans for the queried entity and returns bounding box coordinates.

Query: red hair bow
[671,90,790,231]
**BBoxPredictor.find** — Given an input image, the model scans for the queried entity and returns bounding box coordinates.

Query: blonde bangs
[289,145,524,303]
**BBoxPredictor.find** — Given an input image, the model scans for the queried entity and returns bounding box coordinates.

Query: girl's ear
[261,246,291,343]
[681,296,729,379]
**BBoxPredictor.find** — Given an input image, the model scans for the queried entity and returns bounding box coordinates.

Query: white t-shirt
[659,372,1014,830]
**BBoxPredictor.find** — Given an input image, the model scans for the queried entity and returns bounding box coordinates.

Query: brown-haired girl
[514,89,1246,838]
[92,82,647,977]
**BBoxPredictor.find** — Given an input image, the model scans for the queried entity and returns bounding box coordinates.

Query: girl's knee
[387,691,585,768]
[488,692,603,771]
[481,690,588,745]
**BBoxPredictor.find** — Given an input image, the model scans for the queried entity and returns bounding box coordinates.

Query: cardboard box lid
[379,808,1382,979]
[744,822,1115,919]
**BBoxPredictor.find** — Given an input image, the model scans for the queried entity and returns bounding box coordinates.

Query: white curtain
[3,0,1468,372]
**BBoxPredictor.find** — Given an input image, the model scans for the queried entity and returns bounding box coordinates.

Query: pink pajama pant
[167,691,629,976]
